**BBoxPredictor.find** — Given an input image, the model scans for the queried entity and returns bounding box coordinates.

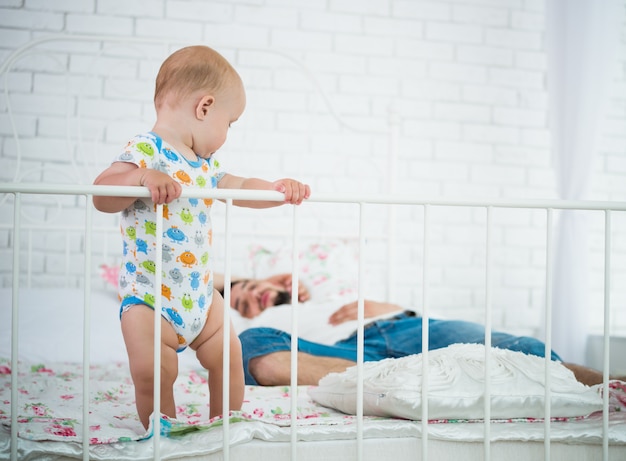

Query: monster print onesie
[117,132,224,351]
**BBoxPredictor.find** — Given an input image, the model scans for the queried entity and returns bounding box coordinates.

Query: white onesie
[117,132,224,351]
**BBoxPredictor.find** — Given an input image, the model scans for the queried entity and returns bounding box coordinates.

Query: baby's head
[153,45,245,158]
[154,45,243,111]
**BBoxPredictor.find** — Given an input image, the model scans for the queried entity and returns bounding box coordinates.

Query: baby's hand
[140,169,182,204]
[273,179,311,205]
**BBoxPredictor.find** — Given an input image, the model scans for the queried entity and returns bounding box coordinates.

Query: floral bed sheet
[1,357,625,453]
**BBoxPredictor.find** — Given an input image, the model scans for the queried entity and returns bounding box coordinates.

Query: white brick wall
[0,0,625,338]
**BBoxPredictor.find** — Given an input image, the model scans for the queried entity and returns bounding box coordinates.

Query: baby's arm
[93,162,182,213]
[218,174,310,207]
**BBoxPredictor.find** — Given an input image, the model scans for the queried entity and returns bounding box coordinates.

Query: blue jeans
[238,312,562,385]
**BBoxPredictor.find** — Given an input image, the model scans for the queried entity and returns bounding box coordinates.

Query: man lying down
[215,273,621,388]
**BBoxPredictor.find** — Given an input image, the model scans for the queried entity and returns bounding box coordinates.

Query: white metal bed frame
[1,33,625,461]
[1,182,625,461]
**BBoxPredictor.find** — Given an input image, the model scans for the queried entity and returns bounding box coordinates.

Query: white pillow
[249,239,359,301]
[309,343,603,420]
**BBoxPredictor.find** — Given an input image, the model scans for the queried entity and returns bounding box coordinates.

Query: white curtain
[546,0,622,364]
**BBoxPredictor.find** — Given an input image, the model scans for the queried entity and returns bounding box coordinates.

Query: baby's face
[229,279,291,318]
[195,82,246,159]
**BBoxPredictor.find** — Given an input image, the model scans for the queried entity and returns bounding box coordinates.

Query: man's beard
[274,290,292,306]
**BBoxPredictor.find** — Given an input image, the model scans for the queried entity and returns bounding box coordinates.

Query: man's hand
[328,300,403,325]
[262,273,310,302]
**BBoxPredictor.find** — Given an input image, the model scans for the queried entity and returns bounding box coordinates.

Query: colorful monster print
[118,152,134,162]
[162,204,172,220]
[162,284,173,301]
[136,238,148,254]
[174,170,192,185]
[197,293,206,310]
[194,230,204,247]
[133,200,149,212]
[165,226,187,244]
[176,251,197,268]
[181,293,194,312]
[165,307,184,327]
[154,159,168,173]
[197,211,207,226]
[126,226,136,241]
[191,318,202,334]
[140,260,156,274]
[178,208,193,225]
[117,132,224,352]
[135,142,155,157]
[168,268,184,286]
[189,271,201,290]
[162,243,174,263]
[144,220,157,236]
[162,148,179,162]
[144,292,155,305]
[135,273,152,287]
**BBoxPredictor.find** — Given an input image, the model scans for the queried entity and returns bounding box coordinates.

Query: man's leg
[250,351,355,386]
[239,327,360,385]
[427,321,620,386]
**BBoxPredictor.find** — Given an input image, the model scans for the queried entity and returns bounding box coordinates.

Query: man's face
[229,279,291,318]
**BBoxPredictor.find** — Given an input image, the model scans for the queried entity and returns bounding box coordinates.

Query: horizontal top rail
[2,183,626,211]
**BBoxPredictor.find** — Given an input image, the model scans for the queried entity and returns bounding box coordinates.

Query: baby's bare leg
[121,305,179,429]
[250,351,356,386]
[191,292,245,418]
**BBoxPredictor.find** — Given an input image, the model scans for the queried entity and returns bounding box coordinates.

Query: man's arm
[328,300,404,325]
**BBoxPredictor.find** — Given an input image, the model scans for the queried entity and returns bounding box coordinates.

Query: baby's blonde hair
[154,45,241,109]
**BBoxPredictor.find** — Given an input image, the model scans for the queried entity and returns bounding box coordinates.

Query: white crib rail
[2,182,626,461]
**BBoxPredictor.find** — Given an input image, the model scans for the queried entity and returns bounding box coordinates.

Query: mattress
[2,288,626,461]
[2,357,626,461]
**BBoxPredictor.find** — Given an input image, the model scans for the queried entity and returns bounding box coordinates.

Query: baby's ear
[196,95,215,119]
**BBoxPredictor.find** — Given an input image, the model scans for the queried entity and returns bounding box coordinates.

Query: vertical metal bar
[544,209,554,460]
[421,204,430,460]
[222,198,233,461]
[65,232,70,288]
[386,205,396,302]
[153,203,164,460]
[602,210,611,461]
[290,205,300,460]
[82,198,93,461]
[356,202,366,461]
[483,207,493,461]
[385,106,399,302]
[27,230,32,289]
[10,193,21,461]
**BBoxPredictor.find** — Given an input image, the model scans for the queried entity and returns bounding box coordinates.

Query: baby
[93,45,310,429]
